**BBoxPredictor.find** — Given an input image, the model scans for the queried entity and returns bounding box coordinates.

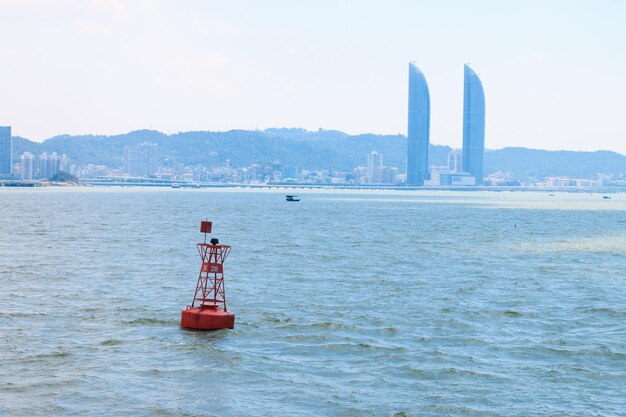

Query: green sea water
[1,188,625,416]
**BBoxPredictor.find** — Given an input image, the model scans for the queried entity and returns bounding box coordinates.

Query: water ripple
[1,189,626,416]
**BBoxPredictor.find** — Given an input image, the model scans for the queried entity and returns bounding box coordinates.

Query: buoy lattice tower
[180,221,235,330]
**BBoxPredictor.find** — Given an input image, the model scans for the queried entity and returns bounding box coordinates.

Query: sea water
[1,188,625,416]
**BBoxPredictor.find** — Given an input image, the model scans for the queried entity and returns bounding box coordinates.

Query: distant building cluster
[347,151,402,185]
[543,177,607,188]
[2,120,625,189]
[1,62,624,189]
[17,151,70,180]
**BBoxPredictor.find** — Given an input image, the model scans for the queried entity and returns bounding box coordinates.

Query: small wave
[578,307,626,318]
[428,405,489,415]
[145,405,218,417]
[588,345,626,360]
[258,312,292,324]
[380,326,399,334]
[439,367,509,381]
[144,368,162,376]
[125,317,177,326]
[317,342,406,352]
[0,312,47,318]
[529,344,626,360]
[100,339,122,346]
[502,310,523,318]
[283,334,329,342]
[398,364,433,378]
[519,236,626,253]
[309,321,354,330]
[45,351,71,358]
[20,351,72,363]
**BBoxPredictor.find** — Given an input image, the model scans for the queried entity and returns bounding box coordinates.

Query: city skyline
[4,127,626,188]
[0,2,625,154]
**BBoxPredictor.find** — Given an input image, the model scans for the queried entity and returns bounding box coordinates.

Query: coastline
[1,178,625,194]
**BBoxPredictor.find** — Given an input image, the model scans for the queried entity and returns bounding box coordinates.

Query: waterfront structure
[545,177,600,188]
[0,126,11,175]
[407,63,430,185]
[426,149,476,186]
[425,168,476,186]
[462,64,485,185]
[20,152,34,180]
[124,142,158,177]
[367,151,383,183]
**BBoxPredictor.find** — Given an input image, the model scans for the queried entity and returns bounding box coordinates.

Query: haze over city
[1,0,625,153]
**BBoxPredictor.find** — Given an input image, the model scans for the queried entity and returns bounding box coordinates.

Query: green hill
[12,129,626,180]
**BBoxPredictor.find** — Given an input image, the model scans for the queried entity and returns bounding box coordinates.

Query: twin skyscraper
[406,62,485,186]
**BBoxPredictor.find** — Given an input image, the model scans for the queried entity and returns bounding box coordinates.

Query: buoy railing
[191,243,231,310]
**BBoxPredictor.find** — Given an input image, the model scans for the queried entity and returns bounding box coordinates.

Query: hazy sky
[1,0,625,153]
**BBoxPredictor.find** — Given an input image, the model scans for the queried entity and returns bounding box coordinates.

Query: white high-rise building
[20,152,34,180]
[38,153,48,178]
[367,151,383,183]
[38,152,59,178]
[59,154,70,172]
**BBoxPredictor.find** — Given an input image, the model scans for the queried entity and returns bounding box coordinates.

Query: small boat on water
[171,183,181,189]
[603,195,611,199]
[285,195,300,202]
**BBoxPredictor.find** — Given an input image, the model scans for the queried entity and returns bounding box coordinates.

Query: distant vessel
[171,183,180,189]
[286,195,300,202]
[603,195,611,199]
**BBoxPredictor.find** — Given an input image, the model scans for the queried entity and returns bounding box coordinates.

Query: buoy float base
[181,306,235,330]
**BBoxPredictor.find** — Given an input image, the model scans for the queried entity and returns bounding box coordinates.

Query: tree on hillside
[49,171,78,183]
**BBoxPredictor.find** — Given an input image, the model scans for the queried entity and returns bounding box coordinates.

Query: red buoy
[180,221,235,330]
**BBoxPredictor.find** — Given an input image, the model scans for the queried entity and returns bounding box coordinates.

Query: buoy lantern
[180,221,235,330]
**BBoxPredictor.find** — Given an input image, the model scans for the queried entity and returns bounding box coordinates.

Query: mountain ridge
[11,129,626,180]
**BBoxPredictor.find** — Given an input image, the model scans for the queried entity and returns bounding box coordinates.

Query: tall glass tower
[462,64,485,185]
[0,126,12,175]
[407,63,430,186]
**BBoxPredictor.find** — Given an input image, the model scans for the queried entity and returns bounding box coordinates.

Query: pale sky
[1,0,625,153]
